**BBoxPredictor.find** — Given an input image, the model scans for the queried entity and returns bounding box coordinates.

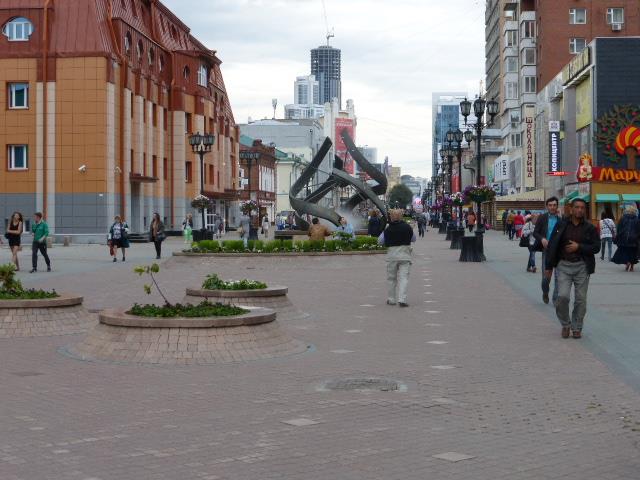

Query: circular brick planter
[174,250,385,257]
[183,286,307,323]
[66,306,308,365]
[0,294,92,338]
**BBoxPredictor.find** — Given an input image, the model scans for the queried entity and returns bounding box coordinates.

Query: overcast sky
[164,0,486,178]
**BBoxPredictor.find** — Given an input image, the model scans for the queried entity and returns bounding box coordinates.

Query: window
[130,149,134,173]
[505,30,517,48]
[570,38,586,54]
[124,32,132,55]
[2,17,34,41]
[522,20,536,39]
[185,113,192,134]
[131,0,138,18]
[143,153,147,176]
[185,161,193,183]
[148,47,154,67]
[510,133,522,148]
[152,104,157,127]
[183,65,190,79]
[152,155,157,178]
[8,83,28,109]
[197,65,208,87]
[209,165,214,185]
[606,8,624,24]
[163,109,168,130]
[523,76,537,93]
[569,8,587,24]
[159,54,165,72]
[163,157,168,180]
[505,81,518,99]
[136,40,143,60]
[505,57,518,73]
[8,145,28,170]
[510,109,521,125]
[522,48,535,65]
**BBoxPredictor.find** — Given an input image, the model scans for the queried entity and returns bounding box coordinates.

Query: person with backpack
[598,211,616,262]
[612,205,640,272]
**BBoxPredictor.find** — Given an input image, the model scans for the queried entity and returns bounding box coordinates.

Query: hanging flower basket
[442,195,454,207]
[191,194,213,211]
[463,185,496,204]
[240,200,259,215]
[451,192,465,207]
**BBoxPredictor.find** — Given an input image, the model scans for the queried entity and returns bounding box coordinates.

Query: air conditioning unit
[612,22,623,31]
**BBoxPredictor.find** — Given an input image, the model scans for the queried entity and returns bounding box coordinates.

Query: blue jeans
[527,250,536,269]
[600,238,613,260]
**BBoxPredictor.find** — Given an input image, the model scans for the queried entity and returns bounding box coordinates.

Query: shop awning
[560,191,579,205]
[595,194,621,203]
[576,193,590,203]
[621,194,640,201]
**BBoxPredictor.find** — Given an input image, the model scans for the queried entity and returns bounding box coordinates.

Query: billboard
[549,131,562,173]
[524,105,536,188]
[335,118,356,174]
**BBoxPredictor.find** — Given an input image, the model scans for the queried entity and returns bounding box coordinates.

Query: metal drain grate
[323,377,401,392]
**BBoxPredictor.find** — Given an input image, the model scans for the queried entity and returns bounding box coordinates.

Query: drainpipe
[169,51,176,228]
[42,0,52,218]
[106,0,127,219]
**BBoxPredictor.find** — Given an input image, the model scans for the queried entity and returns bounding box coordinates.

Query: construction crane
[321,0,334,45]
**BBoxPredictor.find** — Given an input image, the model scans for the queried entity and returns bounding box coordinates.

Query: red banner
[335,118,356,174]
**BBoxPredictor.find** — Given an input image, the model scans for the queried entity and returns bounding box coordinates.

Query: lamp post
[459,96,498,256]
[239,150,261,240]
[446,127,474,224]
[188,131,215,238]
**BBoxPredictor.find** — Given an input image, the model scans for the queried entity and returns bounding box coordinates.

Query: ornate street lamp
[189,131,215,237]
[460,95,499,260]
[239,150,261,240]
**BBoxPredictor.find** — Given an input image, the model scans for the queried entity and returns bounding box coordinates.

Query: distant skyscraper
[285,75,324,120]
[431,92,467,178]
[311,45,341,107]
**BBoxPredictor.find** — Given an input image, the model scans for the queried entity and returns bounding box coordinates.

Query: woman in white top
[521,214,537,273]
[261,215,270,239]
[599,211,616,261]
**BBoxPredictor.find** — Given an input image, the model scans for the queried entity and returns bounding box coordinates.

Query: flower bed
[127,301,248,318]
[201,274,267,291]
[0,263,59,300]
[187,236,384,254]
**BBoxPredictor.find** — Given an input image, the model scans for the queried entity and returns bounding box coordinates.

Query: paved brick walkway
[1,231,639,479]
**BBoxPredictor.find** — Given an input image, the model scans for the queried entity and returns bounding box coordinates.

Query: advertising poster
[335,118,355,175]
[524,105,536,188]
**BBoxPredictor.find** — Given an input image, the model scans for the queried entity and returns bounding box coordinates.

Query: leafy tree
[388,184,414,209]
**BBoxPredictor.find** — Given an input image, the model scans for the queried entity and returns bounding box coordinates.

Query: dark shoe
[561,327,571,338]
[572,330,582,339]
[398,302,409,308]
[47,267,51,272]
[543,293,549,304]
[122,257,125,262]
[386,300,397,306]
[113,257,117,262]
[29,269,36,273]
[531,267,537,273]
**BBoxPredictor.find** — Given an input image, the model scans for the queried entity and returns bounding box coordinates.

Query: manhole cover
[319,377,406,392]
[11,371,44,377]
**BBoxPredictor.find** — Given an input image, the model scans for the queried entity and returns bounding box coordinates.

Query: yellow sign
[562,47,591,85]
[576,76,592,130]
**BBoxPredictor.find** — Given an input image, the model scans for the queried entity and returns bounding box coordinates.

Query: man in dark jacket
[378,209,416,307]
[533,196,561,304]
[544,198,600,339]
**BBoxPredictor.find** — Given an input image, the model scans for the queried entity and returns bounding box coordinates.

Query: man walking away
[545,198,599,338]
[502,210,509,235]
[507,210,516,240]
[30,212,51,273]
[416,212,426,238]
[378,209,416,307]
[533,196,560,304]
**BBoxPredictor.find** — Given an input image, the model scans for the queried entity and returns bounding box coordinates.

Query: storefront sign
[549,131,562,173]
[562,46,591,85]
[578,166,640,183]
[493,156,508,181]
[524,105,535,188]
[548,121,561,132]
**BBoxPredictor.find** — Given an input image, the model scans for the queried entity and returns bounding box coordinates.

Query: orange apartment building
[0,0,240,240]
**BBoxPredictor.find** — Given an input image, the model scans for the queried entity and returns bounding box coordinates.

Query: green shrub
[0,263,58,300]
[281,239,294,251]
[201,273,267,290]
[187,236,384,254]
[128,301,248,318]
[222,240,245,252]
[324,240,337,252]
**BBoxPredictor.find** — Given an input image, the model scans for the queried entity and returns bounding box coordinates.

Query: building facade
[284,75,324,120]
[537,37,640,223]
[311,45,341,107]
[0,0,239,240]
[431,92,467,183]
[238,139,276,223]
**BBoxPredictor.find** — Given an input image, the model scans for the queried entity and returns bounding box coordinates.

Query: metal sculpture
[289,130,387,228]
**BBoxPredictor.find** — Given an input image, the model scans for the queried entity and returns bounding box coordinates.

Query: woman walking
[182,213,193,244]
[612,205,640,271]
[521,214,537,272]
[599,211,616,261]
[6,212,23,271]
[108,215,130,262]
[261,215,270,239]
[149,213,166,259]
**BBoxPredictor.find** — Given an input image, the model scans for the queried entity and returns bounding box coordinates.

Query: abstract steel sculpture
[289,130,388,228]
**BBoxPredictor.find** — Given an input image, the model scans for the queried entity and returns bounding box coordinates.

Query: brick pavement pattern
[1,234,639,479]
[0,297,94,338]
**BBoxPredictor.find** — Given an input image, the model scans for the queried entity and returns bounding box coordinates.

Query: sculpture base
[450,229,464,250]
[459,236,486,262]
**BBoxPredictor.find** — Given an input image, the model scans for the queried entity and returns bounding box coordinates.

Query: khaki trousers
[387,260,411,304]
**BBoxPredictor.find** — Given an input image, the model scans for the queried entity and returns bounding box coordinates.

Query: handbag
[519,235,529,248]
[157,231,166,242]
[238,226,245,237]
